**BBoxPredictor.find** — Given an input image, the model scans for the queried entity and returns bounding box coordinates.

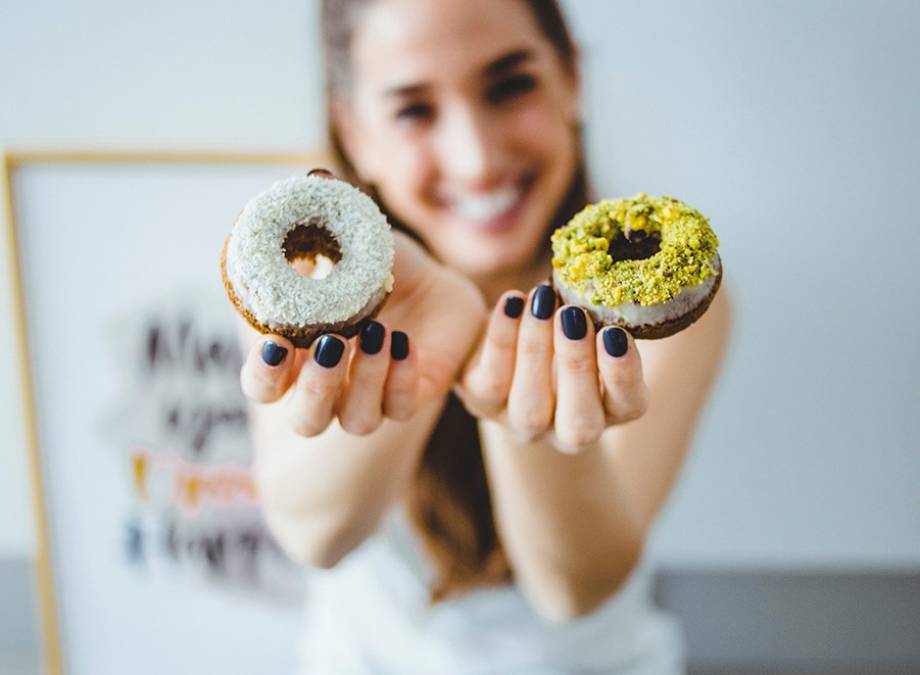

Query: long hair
[320,0,590,602]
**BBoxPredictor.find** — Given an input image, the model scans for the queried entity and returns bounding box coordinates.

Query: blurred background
[2,0,918,674]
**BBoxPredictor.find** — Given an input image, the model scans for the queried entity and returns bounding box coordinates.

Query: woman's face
[337,0,580,278]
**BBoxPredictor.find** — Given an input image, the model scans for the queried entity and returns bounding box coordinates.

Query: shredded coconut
[225,175,394,329]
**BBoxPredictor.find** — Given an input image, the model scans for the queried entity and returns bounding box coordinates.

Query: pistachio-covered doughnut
[551,193,721,339]
[220,171,395,348]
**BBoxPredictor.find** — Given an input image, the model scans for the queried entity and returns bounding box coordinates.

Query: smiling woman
[238,0,732,673]
[327,0,587,283]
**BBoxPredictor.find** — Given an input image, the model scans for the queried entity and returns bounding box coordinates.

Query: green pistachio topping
[551,193,720,306]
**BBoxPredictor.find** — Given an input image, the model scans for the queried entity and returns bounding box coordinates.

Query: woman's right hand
[239,229,487,436]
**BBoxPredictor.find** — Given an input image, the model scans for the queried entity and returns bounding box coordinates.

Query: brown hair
[321,0,589,602]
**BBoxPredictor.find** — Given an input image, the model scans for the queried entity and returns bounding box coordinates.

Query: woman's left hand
[456,284,649,453]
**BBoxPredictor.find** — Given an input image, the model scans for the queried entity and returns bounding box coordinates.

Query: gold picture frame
[1,149,323,675]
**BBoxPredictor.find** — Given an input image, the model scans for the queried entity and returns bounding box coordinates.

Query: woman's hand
[239,229,486,436]
[456,284,649,453]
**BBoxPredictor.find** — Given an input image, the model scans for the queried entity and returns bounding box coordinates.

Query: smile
[445,174,535,233]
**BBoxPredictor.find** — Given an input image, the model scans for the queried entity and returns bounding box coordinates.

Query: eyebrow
[483,48,534,78]
[383,48,535,98]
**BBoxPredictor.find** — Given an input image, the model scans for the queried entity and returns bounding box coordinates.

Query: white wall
[3,0,919,567]
[0,0,323,557]
[565,0,920,568]
[0,230,33,556]
[0,0,323,150]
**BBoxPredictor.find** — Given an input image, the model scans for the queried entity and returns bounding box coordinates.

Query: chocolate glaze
[551,257,723,340]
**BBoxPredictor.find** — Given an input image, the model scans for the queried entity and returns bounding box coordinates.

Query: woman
[240,0,732,672]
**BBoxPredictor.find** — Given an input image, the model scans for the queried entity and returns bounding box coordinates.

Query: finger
[460,291,526,417]
[240,334,296,403]
[337,320,391,435]
[507,284,556,440]
[288,334,351,437]
[553,306,606,453]
[596,326,649,424]
[382,331,418,421]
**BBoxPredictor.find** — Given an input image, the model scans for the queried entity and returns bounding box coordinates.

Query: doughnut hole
[608,230,661,263]
[283,219,342,279]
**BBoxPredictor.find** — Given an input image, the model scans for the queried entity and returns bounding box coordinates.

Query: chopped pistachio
[551,193,720,306]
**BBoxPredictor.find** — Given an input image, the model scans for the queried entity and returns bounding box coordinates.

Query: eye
[395,102,434,123]
[486,73,538,105]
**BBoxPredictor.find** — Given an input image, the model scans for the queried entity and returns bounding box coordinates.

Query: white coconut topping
[225,175,394,330]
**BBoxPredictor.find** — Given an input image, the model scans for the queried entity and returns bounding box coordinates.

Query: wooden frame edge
[2,150,63,675]
[0,147,325,675]
[3,148,325,168]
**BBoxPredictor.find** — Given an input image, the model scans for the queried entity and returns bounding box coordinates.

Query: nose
[434,104,506,189]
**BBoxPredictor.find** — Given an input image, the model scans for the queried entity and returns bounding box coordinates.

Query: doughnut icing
[221,173,395,347]
[551,193,721,339]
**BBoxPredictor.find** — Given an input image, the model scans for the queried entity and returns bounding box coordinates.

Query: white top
[300,507,685,674]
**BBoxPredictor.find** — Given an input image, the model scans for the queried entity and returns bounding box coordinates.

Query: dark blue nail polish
[504,296,525,318]
[391,331,409,361]
[561,307,587,340]
[262,340,287,367]
[531,285,556,320]
[360,320,385,355]
[314,335,344,368]
[603,327,629,357]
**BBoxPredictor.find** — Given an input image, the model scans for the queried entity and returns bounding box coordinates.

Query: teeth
[452,185,521,222]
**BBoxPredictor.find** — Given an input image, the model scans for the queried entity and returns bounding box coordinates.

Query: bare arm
[242,231,486,567]
[251,391,445,567]
[479,420,643,620]
[606,285,733,531]
[460,284,733,619]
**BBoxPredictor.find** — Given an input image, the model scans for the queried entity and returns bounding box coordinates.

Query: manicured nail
[262,340,287,367]
[561,307,587,340]
[359,320,385,355]
[391,331,409,360]
[308,168,335,179]
[603,327,629,357]
[314,335,344,368]
[531,285,556,320]
[504,296,525,318]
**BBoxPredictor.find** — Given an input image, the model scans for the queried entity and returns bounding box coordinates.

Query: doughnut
[551,193,721,340]
[220,170,395,348]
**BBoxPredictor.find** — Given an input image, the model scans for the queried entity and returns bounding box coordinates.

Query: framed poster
[3,150,324,675]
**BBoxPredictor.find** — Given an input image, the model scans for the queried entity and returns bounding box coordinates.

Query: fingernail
[262,340,288,367]
[531,285,556,320]
[314,335,344,368]
[561,307,587,340]
[391,331,409,360]
[603,327,629,357]
[308,168,335,179]
[504,296,524,318]
[360,320,385,355]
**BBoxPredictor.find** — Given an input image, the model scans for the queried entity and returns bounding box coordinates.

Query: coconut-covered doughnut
[220,170,395,348]
[551,193,721,340]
